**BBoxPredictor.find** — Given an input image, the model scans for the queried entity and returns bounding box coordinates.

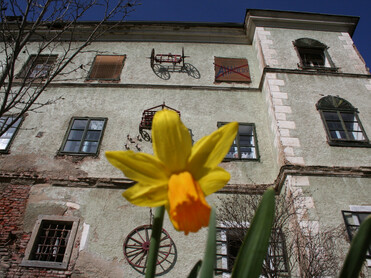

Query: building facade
[0,9,370,277]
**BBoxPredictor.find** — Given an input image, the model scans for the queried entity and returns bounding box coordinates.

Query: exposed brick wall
[0,182,73,278]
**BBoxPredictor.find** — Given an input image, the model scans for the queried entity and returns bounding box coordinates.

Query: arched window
[316,96,369,146]
[294,38,335,69]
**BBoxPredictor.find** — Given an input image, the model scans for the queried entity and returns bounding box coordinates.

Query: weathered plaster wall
[11,41,262,88]
[258,28,368,74]
[22,183,208,277]
[2,85,278,185]
[276,73,371,167]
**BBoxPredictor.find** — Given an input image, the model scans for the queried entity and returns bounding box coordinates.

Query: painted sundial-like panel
[123,225,177,276]
[214,57,251,83]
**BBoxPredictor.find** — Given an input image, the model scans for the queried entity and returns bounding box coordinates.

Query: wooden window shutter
[89,55,126,80]
[214,57,251,82]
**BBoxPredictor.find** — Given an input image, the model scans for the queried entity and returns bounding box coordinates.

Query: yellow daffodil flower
[106,110,238,235]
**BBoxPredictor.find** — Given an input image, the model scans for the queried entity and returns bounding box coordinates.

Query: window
[18,55,57,79]
[342,210,371,259]
[216,227,288,275]
[21,215,79,269]
[214,57,251,83]
[218,122,259,160]
[294,38,335,70]
[60,117,107,155]
[0,116,22,153]
[87,55,126,80]
[316,96,369,147]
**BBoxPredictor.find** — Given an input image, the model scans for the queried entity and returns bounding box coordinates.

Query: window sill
[328,141,371,148]
[222,158,260,162]
[298,65,338,72]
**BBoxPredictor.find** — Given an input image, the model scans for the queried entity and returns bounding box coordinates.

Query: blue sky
[123,0,371,69]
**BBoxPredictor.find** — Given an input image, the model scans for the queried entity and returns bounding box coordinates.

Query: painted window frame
[59,117,107,156]
[86,54,126,81]
[21,215,79,269]
[218,122,259,161]
[316,96,370,147]
[18,54,58,79]
[0,115,23,153]
[293,38,336,71]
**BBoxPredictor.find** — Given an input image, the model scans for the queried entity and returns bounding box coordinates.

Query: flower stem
[145,205,165,278]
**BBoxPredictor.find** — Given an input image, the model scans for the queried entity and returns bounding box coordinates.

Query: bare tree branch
[0,0,140,136]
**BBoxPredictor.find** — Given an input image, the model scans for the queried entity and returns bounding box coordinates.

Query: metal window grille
[88,55,125,80]
[342,210,371,259]
[18,55,57,79]
[31,221,72,262]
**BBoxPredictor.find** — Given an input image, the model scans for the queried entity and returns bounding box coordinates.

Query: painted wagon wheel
[123,225,177,276]
[139,128,151,142]
[184,63,201,79]
[152,64,170,80]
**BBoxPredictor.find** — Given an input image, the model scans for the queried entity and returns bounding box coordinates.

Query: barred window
[21,216,79,269]
[0,116,22,153]
[59,117,107,155]
[87,55,126,80]
[18,55,57,79]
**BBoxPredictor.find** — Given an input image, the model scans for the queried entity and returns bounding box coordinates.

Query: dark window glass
[317,96,369,146]
[216,228,289,275]
[342,210,371,259]
[60,118,106,155]
[0,116,22,152]
[219,122,258,160]
[18,55,57,79]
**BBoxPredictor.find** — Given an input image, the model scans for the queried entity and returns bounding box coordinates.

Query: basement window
[0,115,22,153]
[59,117,107,155]
[18,55,57,79]
[21,215,79,269]
[87,55,126,80]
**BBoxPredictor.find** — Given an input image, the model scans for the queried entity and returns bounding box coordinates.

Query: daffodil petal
[106,151,169,185]
[198,167,230,196]
[187,122,238,176]
[152,110,192,172]
[122,182,168,207]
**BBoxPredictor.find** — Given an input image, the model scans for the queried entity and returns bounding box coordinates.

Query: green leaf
[187,260,202,278]
[231,188,275,278]
[339,216,371,278]
[198,208,216,278]
[145,206,165,278]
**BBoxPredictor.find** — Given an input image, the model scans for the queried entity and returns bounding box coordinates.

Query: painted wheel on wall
[152,64,170,80]
[123,225,177,276]
[184,63,200,79]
